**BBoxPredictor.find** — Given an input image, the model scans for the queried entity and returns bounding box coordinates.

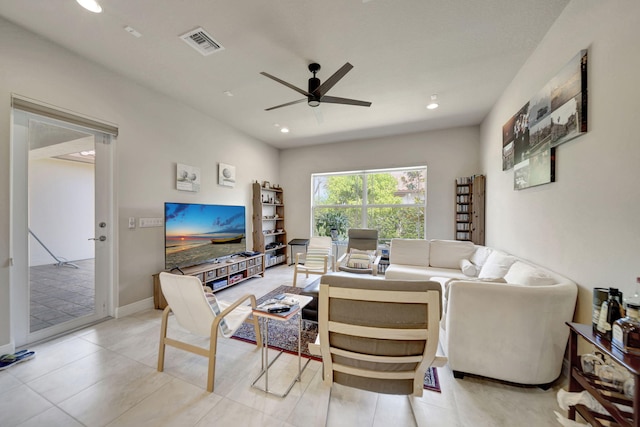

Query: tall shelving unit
[252,182,287,267]
[455,174,485,245]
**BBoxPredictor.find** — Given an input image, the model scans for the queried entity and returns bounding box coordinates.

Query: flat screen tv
[164,202,246,270]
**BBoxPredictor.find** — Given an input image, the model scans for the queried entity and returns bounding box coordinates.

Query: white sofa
[385,238,578,386]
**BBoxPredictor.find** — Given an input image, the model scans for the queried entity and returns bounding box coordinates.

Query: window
[311,166,426,243]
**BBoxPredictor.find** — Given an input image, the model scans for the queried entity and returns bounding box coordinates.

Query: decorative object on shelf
[176,163,201,192]
[218,162,236,187]
[502,50,588,190]
[262,181,270,188]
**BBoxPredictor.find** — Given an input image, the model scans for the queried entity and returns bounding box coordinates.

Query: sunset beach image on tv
[164,202,246,269]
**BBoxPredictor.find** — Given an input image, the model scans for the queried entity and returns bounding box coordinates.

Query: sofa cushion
[460,259,479,277]
[504,261,556,286]
[470,246,493,268]
[429,240,475,269]
[478,250,517,279]
[384,264,432,280]
[389,238,429,266]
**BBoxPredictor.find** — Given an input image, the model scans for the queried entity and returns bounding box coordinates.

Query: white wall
[0,17,280,349]
[29,158,95,266]
[280,126,480,244]
[480,0,640,324]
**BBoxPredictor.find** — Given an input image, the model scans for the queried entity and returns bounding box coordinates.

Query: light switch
[128,217,136,229]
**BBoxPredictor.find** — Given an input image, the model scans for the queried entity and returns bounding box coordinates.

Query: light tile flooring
[1,265,570,426]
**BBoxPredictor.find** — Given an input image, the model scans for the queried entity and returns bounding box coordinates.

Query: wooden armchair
[157,272,262,392]
[292,236,333,287]
[315,274,446,397]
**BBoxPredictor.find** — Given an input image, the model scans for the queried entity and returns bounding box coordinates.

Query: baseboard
[0,341,15,355]
[115,297,154,318]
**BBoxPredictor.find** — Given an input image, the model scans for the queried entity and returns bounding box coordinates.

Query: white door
[11,108,115,346]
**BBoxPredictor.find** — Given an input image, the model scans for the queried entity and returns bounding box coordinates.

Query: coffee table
[251,293,313,397]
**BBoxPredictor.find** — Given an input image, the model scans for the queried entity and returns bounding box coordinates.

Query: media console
[153,253,265,309]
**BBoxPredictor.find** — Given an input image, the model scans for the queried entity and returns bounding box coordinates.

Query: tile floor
[2,265,571,426]
[29,259,95,332]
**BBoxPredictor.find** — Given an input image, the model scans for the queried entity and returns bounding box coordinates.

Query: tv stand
[153,253,265,309]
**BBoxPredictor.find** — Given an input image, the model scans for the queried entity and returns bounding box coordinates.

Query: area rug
[231,285,441,392]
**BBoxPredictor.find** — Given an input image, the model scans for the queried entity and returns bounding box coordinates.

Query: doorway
[11,102,116,346]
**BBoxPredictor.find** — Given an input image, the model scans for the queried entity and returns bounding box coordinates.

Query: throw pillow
[346,250,374,269]
[478,251,517,279]
[206,293,232,336]
[460,259,479,277]
[504,261,556,286]
[470,246,493,268]
[429,240,475,269]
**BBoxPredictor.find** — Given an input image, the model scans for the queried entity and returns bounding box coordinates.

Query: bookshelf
[252,182,287,267]
[455,175,485,245]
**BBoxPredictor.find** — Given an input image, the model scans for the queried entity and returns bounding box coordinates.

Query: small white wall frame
[218,163,236,187]
[176,163,201,192]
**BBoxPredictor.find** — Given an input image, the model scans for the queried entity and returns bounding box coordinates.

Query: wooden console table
[567,322,640,426]
[153,253,264,309]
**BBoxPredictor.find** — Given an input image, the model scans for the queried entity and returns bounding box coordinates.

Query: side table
[288,239,309,266]
[251,293,313,397]
[567,322,640,426]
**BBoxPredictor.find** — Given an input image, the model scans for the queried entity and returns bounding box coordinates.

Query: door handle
[89,236,106,241]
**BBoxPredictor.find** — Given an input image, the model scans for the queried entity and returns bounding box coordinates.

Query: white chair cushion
[478,250,517,279]
[302,247,330,270]
[504,261,556,286]
[214,298,253,337]
[429,240,475,269]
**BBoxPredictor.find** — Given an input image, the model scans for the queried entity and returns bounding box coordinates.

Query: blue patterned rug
[231,285,441,392]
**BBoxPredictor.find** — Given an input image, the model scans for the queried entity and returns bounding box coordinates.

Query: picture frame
[176,163,201,192]
[218,163,236,187]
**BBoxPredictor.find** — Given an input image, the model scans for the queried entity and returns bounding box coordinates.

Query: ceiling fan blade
[320,95,372,107]
[315,63,353,97]
[260,72,312,97]
[265,98,306,111]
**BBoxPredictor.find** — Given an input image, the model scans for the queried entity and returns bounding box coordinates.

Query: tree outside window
[312,167,426,243]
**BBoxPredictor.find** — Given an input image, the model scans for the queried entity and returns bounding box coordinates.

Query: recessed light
[224,90,234,97]
[76,0,102,13]
[280,127,290,133]
[426,94,439,110]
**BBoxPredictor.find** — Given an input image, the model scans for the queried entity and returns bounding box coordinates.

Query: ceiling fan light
[426,94,439,110]
[308,99,320,107]
[76,0,102,13]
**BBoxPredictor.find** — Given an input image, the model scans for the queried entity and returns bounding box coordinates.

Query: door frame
[10,100,117,346]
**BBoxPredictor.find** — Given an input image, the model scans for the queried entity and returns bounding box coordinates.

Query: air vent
[179,27,224,56]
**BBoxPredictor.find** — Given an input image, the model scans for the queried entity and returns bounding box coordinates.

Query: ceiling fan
[261,62,372,111]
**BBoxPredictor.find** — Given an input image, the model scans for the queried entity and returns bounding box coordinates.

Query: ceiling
[0,0,569,149]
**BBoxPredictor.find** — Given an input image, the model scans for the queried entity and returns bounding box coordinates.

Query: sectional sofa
[385,238,578,386]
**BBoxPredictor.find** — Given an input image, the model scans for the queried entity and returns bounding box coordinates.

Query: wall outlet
[139,217,163,228]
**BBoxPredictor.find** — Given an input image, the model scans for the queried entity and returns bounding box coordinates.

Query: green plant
[315,211,349,239]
